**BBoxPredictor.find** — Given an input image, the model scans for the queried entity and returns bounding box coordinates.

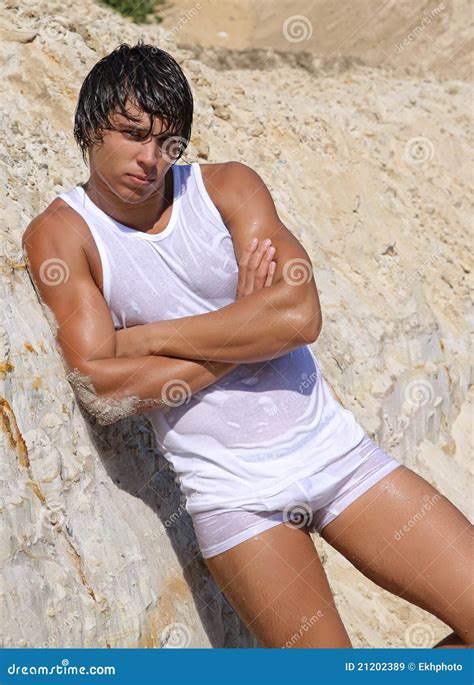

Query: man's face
[88,100,184,203]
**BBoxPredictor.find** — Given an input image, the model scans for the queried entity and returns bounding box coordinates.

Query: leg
[204,521,352,648]
[318,464,474,647]
[432,632,468,648]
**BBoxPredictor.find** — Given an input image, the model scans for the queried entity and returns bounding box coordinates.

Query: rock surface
[0,0,471,648]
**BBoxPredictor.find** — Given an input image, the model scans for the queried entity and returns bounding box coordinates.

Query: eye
[123,129,144,139]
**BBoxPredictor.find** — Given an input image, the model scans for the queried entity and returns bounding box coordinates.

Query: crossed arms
[115,163,322,363]
[22,162,322,423]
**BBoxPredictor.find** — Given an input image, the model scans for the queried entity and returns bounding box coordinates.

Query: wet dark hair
[73,40,194,165]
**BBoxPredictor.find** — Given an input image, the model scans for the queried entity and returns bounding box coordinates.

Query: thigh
[319,463,474,644]
[204,521,352,648]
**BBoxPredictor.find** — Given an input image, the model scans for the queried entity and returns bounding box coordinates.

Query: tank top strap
[189,162,227,228]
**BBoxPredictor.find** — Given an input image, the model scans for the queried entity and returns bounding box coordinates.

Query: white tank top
[58,163,365,515]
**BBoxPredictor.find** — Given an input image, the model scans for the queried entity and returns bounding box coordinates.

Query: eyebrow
[119,124,174,137]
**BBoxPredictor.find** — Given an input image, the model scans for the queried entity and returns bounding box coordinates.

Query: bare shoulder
[22,198,90,252]
[199,160,261,190]
[198,161,265,222]
[21,198,93,284]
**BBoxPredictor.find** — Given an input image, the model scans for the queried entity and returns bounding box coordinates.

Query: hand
[235,239,276,300]
[116,240,277,358]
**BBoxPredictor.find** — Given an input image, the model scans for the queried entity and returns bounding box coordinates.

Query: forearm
[117,281,315,364]
[68,354,238,425]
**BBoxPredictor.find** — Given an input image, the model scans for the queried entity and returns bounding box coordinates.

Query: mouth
[126,173,157,186]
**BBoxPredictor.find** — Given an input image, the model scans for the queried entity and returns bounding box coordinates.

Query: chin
[120,178,155,201]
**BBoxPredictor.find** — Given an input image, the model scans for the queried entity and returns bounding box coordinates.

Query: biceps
[233,219,316,293]
[55,287,117,370]
[264,228,314,286]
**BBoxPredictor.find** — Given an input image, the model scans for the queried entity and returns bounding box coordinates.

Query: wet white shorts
[191,434,403,559]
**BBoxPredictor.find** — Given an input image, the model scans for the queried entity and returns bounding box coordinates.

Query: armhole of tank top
[57,193,113,305]
[191,162,229,230]
[307,344,322,373]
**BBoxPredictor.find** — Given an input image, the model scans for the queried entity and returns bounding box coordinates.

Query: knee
[433,631,474,648]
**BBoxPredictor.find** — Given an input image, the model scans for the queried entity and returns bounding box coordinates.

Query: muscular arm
[116,162,322,364]
[22,204,238,425]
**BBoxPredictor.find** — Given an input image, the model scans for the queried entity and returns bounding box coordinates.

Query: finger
[236,239,258,299]
[246,239,272,294]
[254,245,276,290]
[264,260,276,287]
[239,238,258,269]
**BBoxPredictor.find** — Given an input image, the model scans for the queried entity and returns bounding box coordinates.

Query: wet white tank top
[58,162,365,515]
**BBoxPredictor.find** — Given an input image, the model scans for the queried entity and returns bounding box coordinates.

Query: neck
[83,168,173,232]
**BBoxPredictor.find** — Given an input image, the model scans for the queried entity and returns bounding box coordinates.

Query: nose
[136,137,160,169]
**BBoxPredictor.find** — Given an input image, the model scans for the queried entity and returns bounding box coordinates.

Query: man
[22,41,473,649]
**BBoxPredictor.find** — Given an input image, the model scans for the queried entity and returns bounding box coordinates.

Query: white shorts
[191,434,403,559]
